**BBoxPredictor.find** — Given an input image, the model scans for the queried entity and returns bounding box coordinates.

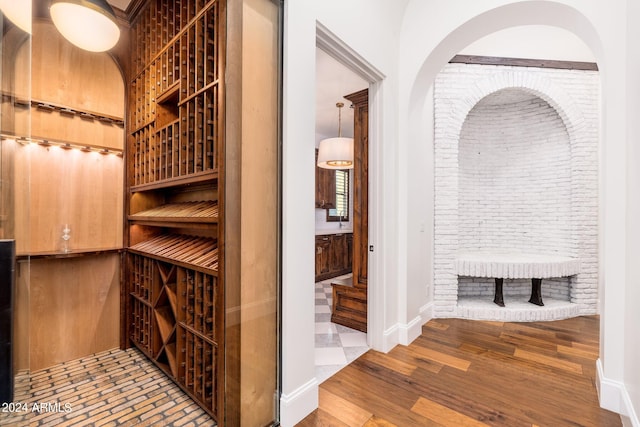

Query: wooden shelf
[130,201,218,225]
[155,305,176,343]
[179,322,217,346]
[16,247,123,261]
[166,282,177,316]
[130,170,218,193]
[155,344,178,378]
[165,342,178,377]
[0,92,125,126]
[157,81,180,104]
[129,234,218,272]
[130,292,153,307]
[130,119,155,135]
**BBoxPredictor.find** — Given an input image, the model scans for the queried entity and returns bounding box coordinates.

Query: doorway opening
[313,46,368,383]
[315,24,383,382]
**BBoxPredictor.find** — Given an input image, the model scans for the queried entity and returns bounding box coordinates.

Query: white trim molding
[316,21,390,355]
[316,22,385,83]
[597,359,639,426]
[279,378,319,427]
[398,315,422,345]
[420,301,434,323]
[382,323,399,353]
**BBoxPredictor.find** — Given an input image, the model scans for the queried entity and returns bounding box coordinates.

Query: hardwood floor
[298,316,621,426]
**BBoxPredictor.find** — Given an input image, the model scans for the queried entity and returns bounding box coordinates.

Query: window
[327,169,349,222]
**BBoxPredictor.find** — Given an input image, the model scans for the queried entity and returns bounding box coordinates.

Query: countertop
[315,228,353,236]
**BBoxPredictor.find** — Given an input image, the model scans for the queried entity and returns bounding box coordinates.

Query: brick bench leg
[529,278,544,306]
[494,278,505,307]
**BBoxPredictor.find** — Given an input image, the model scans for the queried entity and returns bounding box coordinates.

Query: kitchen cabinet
[315,235,331,278]
[315,233,352,282]
[347,89,369,290]
[315,149,336,209]
[332,89,368,333]
[330,233,348,272]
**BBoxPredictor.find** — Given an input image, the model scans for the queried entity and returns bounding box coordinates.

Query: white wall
[624,0,640,424]
[281,2,318,423]
[403,24,599,336]
[460,25,596,62]
[397,0,634,423]
[283,0,640,424]
[281,1,407,425]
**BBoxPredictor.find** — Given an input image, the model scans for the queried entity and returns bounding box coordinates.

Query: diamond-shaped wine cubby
[154,262,178,377]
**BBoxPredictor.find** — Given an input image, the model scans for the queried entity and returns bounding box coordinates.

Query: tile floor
[0,348,215,427]
[314,275,369,384]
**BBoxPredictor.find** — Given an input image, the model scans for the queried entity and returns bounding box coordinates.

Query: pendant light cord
[336,102,344,137]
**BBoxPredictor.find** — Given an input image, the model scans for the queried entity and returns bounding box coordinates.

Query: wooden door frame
[316,23,385,351]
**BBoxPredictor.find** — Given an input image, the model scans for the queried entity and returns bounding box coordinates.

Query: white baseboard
[420,301,434,323]
[391,302,435,347]
[279,378,319,427]
[399,302,435,345]
[621,384,640,427]
[382,323,399,353]
[597,359,639,426]
[398,315,422,345]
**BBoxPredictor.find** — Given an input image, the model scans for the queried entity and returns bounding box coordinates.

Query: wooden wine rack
[129,201,218,230]
[127,252,219,411]
[129,234,219,272]
[129,0,221,189]
[125,0,225,422]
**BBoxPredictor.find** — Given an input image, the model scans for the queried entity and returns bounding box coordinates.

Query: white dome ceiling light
[50,0,120,52]
[0,0,32,34]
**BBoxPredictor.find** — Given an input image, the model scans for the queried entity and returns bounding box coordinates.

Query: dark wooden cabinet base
[315,233,352,282]
[316,267,352,283]
[331,282,366,333]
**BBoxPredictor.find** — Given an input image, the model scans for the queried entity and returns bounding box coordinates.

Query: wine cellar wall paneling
[125,0,225,422]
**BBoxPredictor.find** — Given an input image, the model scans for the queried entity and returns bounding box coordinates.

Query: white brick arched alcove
[433,63,599,321]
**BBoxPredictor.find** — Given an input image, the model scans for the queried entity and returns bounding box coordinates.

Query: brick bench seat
[455,251,580,307]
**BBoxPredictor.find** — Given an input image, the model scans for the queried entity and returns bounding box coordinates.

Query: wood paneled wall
[13,145,123,254]
[3,20,125,372]
[17,255,121,372]
[29,21,125,118]
[10,21,125,255]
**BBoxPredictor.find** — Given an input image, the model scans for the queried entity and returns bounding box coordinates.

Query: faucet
[339,211,344,228]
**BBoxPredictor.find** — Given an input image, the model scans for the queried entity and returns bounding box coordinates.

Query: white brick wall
[434,63,599,320]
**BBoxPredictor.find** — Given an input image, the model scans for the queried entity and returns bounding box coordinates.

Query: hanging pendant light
[317,102,354,169]
[50,0,120,52]
[0,0,32,34]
